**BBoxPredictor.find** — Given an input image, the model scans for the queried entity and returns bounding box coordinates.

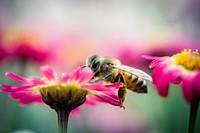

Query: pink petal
[1,84,12,89]
[67,67,94,83]
[6,72,28,83]
[40,66,57,80]
[2,84,35,92]
[83,83,122,91]
[61,67,94,83]
[60,74,69,82]
[71,108,80,117]
[102,91,118,99]
[10,91,30,99]
[85,96,97,105]
[19,95,43,105]
[142,55,171,68]
[29,77,45,85]
[9,90,43,105]
[142,55,162,68]
[77,68,94,83]
[195,72,200,95]
[149,59,163,68]
[181,76,195,103]
[142,55,160,60]
[104,83,123,89]
[67,67,81,81]
[152,65,165,84]
[94,93,121,106]
[168,69,182,84]
[154,72,171,97]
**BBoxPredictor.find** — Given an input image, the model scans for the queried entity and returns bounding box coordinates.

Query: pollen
[172,49,200,70]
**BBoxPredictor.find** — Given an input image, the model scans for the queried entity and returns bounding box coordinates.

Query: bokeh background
[0,0,200,133]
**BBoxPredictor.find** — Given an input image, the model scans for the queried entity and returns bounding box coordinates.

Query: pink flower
[1,66,122,114]
[0,45,8,62]
[143,49,200,104]
[146,35,199,57]
[1,27,51,63]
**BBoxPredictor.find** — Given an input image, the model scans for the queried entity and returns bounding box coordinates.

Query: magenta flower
[143,49,200,133]
[1,66,121,109]
[146,36,199,57]
[143,49,200,103]
[1,27,51,63]
[1,66,122,133]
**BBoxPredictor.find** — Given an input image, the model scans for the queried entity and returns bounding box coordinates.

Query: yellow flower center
[172,49,200,70]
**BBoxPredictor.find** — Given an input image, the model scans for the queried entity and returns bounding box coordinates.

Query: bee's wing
[111,65,152,82]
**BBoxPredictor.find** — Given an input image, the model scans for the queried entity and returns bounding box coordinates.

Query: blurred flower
[1,26,51,63]
[1,66,122,111]
[0,32,9,62]
[113,36,199,71]
[143,49,200,103]
[116,46,147,68]
[105,40,149,69]
[147,36,199,57]
[50,37,100,70]
[143,49,200,133]
[0,45,8,62]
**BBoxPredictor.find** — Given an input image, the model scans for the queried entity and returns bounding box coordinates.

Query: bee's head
[85,55,100,72]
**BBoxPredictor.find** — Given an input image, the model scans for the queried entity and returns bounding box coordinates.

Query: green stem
[188,99,199,133]
[56,109,71,133]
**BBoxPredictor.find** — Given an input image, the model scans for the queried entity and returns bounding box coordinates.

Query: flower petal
[67,67,81,81]
[195,72,200,95]
[71,108,80,117]
[85,96,97,105]
[142,55,171,68]
[83,83,122,91]
[77,68,94,83]
[67,67,93,83]
[6,72,28,83]
[19,95,43,105]
[2,84,35,92]
[60,74,69,82]
[29,77,45,85]
[40,66,57,80]
[94,92,121,106]
[154,72,170,97]
[168,68,182,84]
[9,91,43,105]
[152,65,165,84]
[181,75,195,103]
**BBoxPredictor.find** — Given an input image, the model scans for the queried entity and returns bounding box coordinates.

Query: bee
[83,55,152,108]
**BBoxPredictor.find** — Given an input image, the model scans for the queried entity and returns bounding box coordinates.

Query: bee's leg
[93,73,112,83]
[118,87,127,109]
[94,70,101,77]
[89,70,101,82]
[116,74,126,109]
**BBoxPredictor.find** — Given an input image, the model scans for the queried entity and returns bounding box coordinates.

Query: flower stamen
[172,49,200,70]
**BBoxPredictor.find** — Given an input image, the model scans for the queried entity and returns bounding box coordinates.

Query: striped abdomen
[119,70,148,93]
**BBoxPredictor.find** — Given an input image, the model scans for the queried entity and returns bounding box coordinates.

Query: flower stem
[56,108,71,133]
[188,99,199,133]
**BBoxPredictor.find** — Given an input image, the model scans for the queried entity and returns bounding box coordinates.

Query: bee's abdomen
[127,74,148,93]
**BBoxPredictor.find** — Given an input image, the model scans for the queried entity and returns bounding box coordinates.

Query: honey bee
[83,55,152,108]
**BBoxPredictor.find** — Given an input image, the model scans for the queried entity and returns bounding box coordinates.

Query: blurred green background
[0,0,200,133]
